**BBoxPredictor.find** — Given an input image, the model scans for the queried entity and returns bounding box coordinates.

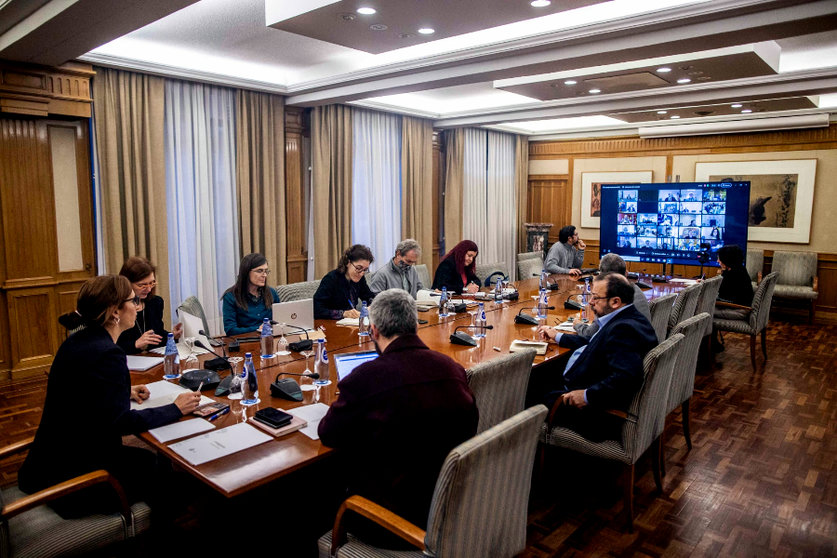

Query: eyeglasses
[252,268,271,276]
[135,280,156,289]
[351,263,370,274]
[125,296,141,306]
[589,295,612,302]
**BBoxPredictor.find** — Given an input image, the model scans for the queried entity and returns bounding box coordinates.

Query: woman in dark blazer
[117,256,181,354]
[20,275,201,517]
[431,239,480,294]
[314,244,375,319]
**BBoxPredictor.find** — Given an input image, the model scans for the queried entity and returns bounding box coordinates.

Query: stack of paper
[130,380,214,411]
[287,403,330,440]
[149,418,215,443]
[168,423,272,466]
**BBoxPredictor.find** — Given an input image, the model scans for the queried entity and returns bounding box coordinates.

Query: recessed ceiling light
[356,7,376,15]
[369,23,387,31]
[564,79,577,85]
[656,67,672,73]
[677,78,691,84]
[670,115,680,119]
[531,0,551,6]
[657,110,667,114]
[588,88,601,94]
[417,27,435,35]
[731,103,743,108]
[741,109,752,113]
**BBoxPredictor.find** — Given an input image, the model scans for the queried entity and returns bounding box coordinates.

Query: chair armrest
[603,408,637,423]
[757,271,762,284]
[715,301,752,311]
[331,495,425,555]
[0,437,33,460]
[1,470,130,521]
[813,276,818,292]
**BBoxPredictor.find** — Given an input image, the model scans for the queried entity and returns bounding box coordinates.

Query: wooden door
[527,174,571,246]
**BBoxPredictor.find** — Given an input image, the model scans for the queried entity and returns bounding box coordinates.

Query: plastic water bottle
[584,276,592,295]
[537,288,548,319]
[260,318,274,358]
[358,301,370,337]
[439,287,449,317]
[163,332,179,379]
[314,338,330,385]
[241,352,259,406]
[474,302,487,338]
[539,269,549,290]
[494,278,504,304]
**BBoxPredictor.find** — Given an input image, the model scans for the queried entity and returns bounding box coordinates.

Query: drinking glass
[299,350,316,392]
[182,336,199,367]
[227,356,244,400]
[276,322,291,356]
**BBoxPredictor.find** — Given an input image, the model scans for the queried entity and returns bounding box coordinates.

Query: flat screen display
[599,181,750,267]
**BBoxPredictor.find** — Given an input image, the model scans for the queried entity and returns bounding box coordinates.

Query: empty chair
[746,249,763,290]
[177,295,211,335]
[319,405,548,558]
[771,250,818,323]
[541,334,684,531]
[414,264,431,290]
[648,293,676,343]
[714,271,779,369]
[0,438,150,558]
[467,349,536,434]
[275,280,320,302]
[666,313,711,451]
[667,282,701,336]
[517,251,543,263]
[474,261,508,287]
[694,275,723,339]
[518,258,543,282]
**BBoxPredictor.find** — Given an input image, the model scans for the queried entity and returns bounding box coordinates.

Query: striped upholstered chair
[541,333,683,531]
[666,313,711,452]
[318,405,548,558]
[467,349,536,434]
[771,250,819,323]
[694,275,723,339]
[414,264,431,290]
[0,438,150,558]
[648,293,676,344]
[666,282,701,337]
[474,261,508,287]
[714,271,779,369]
[177,295,211,336]
[746,249,763,290]
[517,251,543,263]
[517,258,542,281]
[276,280,320,302]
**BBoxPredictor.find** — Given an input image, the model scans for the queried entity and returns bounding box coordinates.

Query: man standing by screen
[545,225,586,276]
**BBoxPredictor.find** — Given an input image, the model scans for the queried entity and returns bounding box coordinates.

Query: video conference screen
[599,181,751,267]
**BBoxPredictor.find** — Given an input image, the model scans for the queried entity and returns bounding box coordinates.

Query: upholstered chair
[648,293,676,344]
[467,349,535,434]
[770,250,818,323]
[667,282,701,337]
[714,272,779,369]
[275,280,321,302]
[474,261,508,287]
[666,313,712,452]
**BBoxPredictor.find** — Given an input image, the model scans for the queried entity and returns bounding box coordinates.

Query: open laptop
[333,350,379,381]
[272,299,315,334]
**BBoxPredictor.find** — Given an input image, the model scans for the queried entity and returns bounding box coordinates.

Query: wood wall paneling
[7,288,56,376]
[284,107,308,283]
[0,62,93,118]
[432,131,442,270]
[528,175,571,246]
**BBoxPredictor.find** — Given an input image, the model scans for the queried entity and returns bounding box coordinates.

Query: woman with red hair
[432,240,480,294]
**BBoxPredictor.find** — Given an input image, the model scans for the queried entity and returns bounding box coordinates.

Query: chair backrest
[466,349,535,434]
[771,250,817,287]
[424,405,548,558]
[749,271,779,332]
[695,275,723,336]
[746,249,764,284]
[648,293,676,343]
[517,251,543,262]
[667,282,701,335]
[415,264,431,289]
[177,296,211,335]
[667,313,711,413]
[275,280,320,302]
[475,261,508,287]
[517,258,542,281]
[622,333,683,463]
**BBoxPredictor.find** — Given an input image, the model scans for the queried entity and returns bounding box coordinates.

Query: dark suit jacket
[431,257,480,293]
[19,326,182,494]
[314,269,374,319]
[116,294,169,354]
[318,333,478,529]
[558,305,658,410]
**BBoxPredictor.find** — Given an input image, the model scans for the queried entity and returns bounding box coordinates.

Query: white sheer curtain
[351,109,402,271]
[164,80,240,335]
[462,128,487,253]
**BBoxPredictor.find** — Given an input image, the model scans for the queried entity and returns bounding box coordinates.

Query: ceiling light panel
[610,96,817,123]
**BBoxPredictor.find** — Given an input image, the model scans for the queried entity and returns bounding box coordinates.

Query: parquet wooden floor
[1,318,834,557]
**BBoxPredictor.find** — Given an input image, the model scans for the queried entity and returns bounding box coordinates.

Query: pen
[347,298,355,310]
[208,407,230,421]
[195,381,204,392]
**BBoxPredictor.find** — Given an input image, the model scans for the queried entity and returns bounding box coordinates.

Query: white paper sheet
[336,317,360,327]
[131,380,214,410]
[149,418,215,443]
[168,422,272,466]
[554,321,577,332]
[287,403,330,440]
[126,355,164,371]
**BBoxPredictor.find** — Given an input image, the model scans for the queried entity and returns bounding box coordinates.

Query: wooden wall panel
[284,107,308,283]
[7,288,56,375]
[0,62,93,118]
[528,175,571,246]
[432,131,442,269]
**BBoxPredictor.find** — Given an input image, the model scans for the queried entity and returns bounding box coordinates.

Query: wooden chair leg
[682,399,692,450]
[809,300,815,324]
[749,335,757,369]
[622,464,635,533]
[761,329,768,359]
[651,436,663,493]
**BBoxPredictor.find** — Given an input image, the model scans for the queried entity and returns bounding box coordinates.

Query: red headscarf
[442,240,478,287]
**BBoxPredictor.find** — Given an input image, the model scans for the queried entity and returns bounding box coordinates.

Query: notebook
[272,299,315,333]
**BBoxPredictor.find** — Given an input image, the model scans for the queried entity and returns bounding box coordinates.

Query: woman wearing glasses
[222,253,280,335]
[314,244,375,319]
[117,256,181,354]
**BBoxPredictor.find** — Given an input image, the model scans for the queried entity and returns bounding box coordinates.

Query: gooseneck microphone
[450,324,494,347]
[194,339,232,371]
[454,324,494,332]
[269,321,310,340]
[273,371,319,381]
[270,321,313,351]
[564,293,584,311]
[198,330,227,346]
[515,307,554,325]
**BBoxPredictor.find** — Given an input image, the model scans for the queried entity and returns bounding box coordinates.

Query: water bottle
[163,332,179,379]
[358,301,370,337]
[241,352,259,406]
[537,288,548,319]
[584,276,592,295]
[539,269,549,290]
[474,302,486,338]
[494,278,503,304]
[439,287,449,317]
[260,318,274,358]
[314,338,330,385]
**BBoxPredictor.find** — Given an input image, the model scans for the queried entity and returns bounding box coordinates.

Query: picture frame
[580,171,653,228]
[695,159,817,243]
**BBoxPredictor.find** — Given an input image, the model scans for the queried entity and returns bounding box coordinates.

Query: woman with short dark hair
[117,256,180,354]
[431,240,480,294]
[314,244,375,319]
[222,253,280,335]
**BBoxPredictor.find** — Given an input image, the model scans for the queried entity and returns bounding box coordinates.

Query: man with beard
[527,273,657,441]
[318,289,478,548]
[368,239,424,298]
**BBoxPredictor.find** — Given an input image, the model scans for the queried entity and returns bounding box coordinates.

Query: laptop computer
[272,299,315,333]
[333,350,379,381]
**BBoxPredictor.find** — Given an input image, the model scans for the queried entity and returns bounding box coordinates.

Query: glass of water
[300,350,316,391]
[276,322,291,356]
[226,356,243,400]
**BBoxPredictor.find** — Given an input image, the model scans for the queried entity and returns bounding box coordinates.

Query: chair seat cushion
[773,285,818,300]
[2,485,128,558]
[540,424,630,465]
[318,530,424,558]
[713,317,754,334]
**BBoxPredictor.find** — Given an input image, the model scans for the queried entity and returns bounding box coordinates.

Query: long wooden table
[133,274,685,497]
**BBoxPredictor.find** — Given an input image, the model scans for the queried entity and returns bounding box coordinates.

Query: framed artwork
[580,171,653,228]
[695,159,817,243]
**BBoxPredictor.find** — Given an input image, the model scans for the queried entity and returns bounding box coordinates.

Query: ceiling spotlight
[657,110,667,115]
[677,78,691,84]
[656,67,672,73]
[531,0,551,6]
[741,109,752,113]
[356,7,376,15]
[731,103,743,108]
[369,23,387,31]
[417,27,435,35]
[670,115,680,119]
[564,79,577,85]
[588,88,601,94]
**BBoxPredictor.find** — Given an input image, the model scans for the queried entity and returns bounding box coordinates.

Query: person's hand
[174,391,202,415]
[343,308,360,319]
[560,390,587,408]
[130,385,150,404]
[172,322,183,340]
[576,238,586,250]
[135,330,163,350]
[257,323,263,333]
[537,325,557,341]
[466,283,480,294]
[568,268,582,277]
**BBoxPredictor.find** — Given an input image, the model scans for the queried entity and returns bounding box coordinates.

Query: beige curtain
[311,105,353,277]
[235,90,287,285]
[401,116,434,266]
[92,67,171,308]
[443,128,464,253]
[515,134,529,253]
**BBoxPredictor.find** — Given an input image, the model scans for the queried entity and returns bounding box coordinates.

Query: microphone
[273,371,318,381]
[564,293,583,311]
[270,321,313,352]
[515,307,554,325]
[450,324,493,347]
[454,324,494,332]
[194,339,232,371]
[269,321,310,339]
[198,330,226,346]
[270,371,319,402]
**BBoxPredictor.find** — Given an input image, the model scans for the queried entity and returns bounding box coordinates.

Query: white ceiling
[2,0,837,136]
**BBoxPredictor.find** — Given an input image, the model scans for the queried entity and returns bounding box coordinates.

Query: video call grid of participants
[616,188,727,251]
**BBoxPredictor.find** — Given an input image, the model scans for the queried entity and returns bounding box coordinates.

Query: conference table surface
[132,274,687,497]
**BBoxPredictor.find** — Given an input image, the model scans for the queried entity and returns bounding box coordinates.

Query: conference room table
[131,273,686,498]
